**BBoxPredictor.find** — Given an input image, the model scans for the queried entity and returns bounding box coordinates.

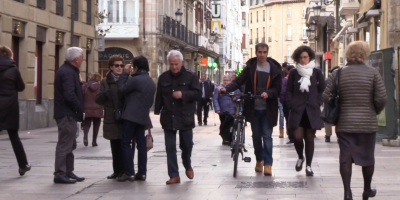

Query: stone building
[0,0,98,131]
[249,0,307,65]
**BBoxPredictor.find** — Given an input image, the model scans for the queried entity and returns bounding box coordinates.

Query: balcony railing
[284,56,291,63]
[242,19,246,27]
[161,16,198,47]
[286,35,292,41]
[268,37,272,42]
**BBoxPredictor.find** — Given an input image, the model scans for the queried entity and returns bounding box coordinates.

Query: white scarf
[296,60,315,93]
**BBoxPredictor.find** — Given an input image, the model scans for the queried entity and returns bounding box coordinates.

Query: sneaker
[306,166,314,176]
[264,165,272,176]
[19,164,31,176]
[325,135,331,143]
[255,161,264,172]
[295,158,304,172]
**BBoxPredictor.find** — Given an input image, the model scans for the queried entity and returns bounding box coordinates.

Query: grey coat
[286,68,326,130]
[118,71,156,126]
[323,64,387,133]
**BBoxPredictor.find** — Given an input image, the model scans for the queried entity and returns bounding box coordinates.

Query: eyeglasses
[113,64,124,68]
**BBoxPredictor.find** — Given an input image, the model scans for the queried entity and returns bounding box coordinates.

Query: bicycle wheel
[233,122,242,177]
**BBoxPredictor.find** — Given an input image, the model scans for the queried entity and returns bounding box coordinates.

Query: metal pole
[70,0,74,46]
[336,0,341,33]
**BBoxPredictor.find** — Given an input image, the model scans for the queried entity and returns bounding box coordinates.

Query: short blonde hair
[345,41,370,64]
[0,45,13,58]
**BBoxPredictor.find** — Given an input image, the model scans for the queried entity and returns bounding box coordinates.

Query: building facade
[0,0,98,131]
[249,0,307,65]
[241,0,250,66]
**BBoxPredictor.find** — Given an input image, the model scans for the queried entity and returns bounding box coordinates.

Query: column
[119,0,124,23]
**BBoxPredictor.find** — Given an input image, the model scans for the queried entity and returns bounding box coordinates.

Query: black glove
[103,89,113,100]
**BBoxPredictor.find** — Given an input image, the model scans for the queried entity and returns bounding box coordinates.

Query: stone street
[0,114,400,200]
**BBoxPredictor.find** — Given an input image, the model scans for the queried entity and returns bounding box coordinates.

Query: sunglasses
[113,64,124,68]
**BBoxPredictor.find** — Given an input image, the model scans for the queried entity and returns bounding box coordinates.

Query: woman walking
[82,73,103,146]
[286,46,326,176]
[323,41,386,200]
[280,65,295,144]
[0,45,31,176]
[95,55,125,179]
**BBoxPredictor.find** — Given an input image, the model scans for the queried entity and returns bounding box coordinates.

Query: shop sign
[98,47,134,61]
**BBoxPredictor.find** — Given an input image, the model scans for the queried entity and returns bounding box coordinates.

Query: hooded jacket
[82,80,103,118]
[0,56,25,130]
[224,57,282,125]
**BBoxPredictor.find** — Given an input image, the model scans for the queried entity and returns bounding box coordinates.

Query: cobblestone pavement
[0,114,400,200]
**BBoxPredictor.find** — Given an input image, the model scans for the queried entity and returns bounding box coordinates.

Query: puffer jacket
[323,63,387,133]
[213,85,239,115]
[82,80,103,118]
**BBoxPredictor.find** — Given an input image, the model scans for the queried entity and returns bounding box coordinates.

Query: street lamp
[209,31,217,44]
[175,9,183,23]
[310,21,316,31]
[313,5,321,17]
[306,29,312,38]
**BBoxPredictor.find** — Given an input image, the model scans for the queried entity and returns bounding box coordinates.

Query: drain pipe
[143,0,146,41]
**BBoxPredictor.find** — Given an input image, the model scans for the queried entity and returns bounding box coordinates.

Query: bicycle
[222,92,262,177]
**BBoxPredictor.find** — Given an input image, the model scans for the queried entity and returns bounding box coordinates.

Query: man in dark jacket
[197,73,214,126]
[154,50,201,185]
[219,43,282,176]
[117,56,156,182]
[53,47,85,184]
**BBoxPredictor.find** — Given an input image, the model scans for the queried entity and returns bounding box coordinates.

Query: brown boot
[264,165,272,176]
[255,161,264,172]
[279,129,284,138]
[166,176,180,185]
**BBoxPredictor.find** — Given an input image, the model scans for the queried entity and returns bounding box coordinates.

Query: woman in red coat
[82,73,104,146]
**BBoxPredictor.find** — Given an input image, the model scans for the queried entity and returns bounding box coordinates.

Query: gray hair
[65,47,83,62]
[167,50,183,62]
[222,75,231,80]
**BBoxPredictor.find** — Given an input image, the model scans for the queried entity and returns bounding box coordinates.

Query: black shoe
[92,142,98,147]
[19,164,31,176]
[134,174,146,181]
[117,173,135,182]
[204,122,207,126]
[54,175,77,184]
[305,166,314,176]
[83,138,88,147]
[67,172,85,182]
[344,191,353,200]
[295,158,304,172]
[243,147,248,152]
[198,123,202,126]
[325,135,331,143]
[362,189,377,200]
[286,141,294,144]
[107,173,119,179]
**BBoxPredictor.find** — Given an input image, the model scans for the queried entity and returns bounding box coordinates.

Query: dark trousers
[83,117,101,143]
[164,129,193,178]
[219,114,234,142]
[110,139,124,176]
[54,116,77,176]
[197,98,209,123]
[7,130,28,168]
[121,120,146,176]
[282,101,294,142]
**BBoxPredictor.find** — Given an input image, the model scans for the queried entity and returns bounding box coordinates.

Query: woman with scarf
[95,55,125,179]
[286,46,326,176]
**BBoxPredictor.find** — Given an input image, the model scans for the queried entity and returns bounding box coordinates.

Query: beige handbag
[146,129,153,152]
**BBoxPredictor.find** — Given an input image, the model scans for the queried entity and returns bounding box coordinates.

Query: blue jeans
[278,99,284,129]
[121,120,146,176]
[250,109,273,165]
[164,129,193,178]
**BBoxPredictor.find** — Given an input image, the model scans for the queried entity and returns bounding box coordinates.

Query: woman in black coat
[286,46,326,176]
[0,45,31,176]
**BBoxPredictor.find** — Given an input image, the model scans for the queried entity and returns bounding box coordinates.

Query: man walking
[53,47,85,184]
[219,43,282,176]
[197,73,214,126]
[154,50,201,184]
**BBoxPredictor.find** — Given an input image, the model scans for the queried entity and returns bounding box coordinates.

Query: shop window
[35,42,43,104]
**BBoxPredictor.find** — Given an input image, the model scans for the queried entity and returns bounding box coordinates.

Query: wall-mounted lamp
[56,32,63,44]
[13,21,22,35]
[209,31,217,44]
[175,9,183,23]
[86,39,92,50]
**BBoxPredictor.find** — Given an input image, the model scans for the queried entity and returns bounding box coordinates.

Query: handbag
[108,89,123,123]
[146,129,153,152]
[321,68,342,125]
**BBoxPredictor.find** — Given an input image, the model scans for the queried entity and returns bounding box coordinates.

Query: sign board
[211,3,221,19]
[98,47,134,61]
[98,35,105,52]
[211,21,221,35]
[184,53,192,60]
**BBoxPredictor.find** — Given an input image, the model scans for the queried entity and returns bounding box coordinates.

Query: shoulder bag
[146,129,153,152]
[320,68,342,125]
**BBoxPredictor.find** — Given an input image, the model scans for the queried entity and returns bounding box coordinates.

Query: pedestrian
[154,50,201,184]
[0,45,31,176]
[323,41,387,200]
[117,56,156,182]
[197,73,214,126]
[95,55,125,180]
[280,65,295,144]
[82,73,103,147]
[53,47,85,184]
[213,75,240,145]
[219,43,282,176]
[286,46,326,176]
[87,72,93,82]
[323,66,340,143]
[278,62,289,138]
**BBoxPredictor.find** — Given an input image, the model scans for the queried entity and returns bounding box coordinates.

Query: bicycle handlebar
[220,92,263,99]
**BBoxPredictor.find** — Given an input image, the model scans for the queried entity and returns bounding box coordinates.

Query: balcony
[268,37,272,42]
[284,56,291,63]
[198,35,220,57]
[339,0,360,16]
[159,15,199,48]
[286,35,292,41]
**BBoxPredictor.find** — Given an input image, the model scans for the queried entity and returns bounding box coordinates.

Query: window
[257,11,258,22]
[87,0,92,25]
[263,27,265,38]
[287,24,291,40]
[35,42,43,104]
[250,29,252,38]
[302,24,307,39]
[251,13,252,23]
[56,0,63,16]
[287,7,291,18]
[37,0,45,9]
[287,46,291,58]
[302,6,306,18]
[263,10,265,21]
[72,0,79,21]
